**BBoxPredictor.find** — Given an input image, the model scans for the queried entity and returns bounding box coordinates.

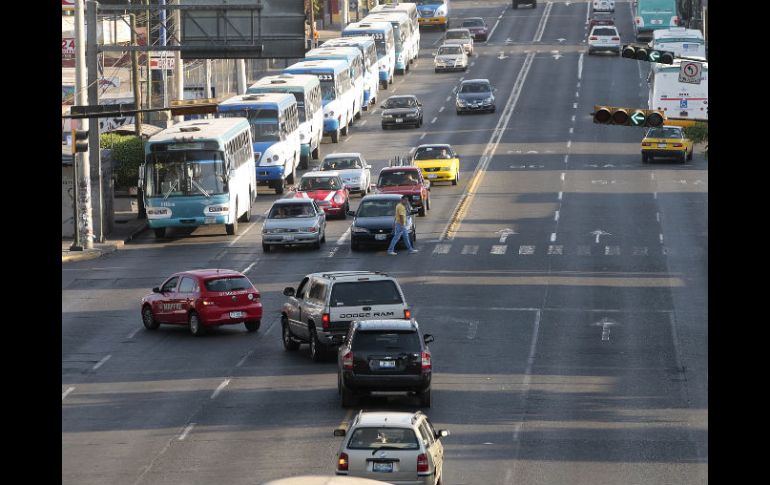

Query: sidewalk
[62,210,147,263]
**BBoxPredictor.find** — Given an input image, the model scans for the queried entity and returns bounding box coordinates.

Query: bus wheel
[341,122,349,136]
[331,129,340,143]
[153,227,166,238]
[299,153,309,170]
[239,199,251,223]
[275,181,285,195]
[226,220,238,236]
[355,109,362,120]
[287,166,296,185]
[312,144,320,159]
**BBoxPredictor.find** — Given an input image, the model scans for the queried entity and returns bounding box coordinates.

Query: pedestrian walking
[387,195,418,255]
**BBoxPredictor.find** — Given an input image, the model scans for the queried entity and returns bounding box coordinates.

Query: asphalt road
[62,1,708,484]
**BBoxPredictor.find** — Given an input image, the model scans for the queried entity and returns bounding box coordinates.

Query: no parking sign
[678,61,702,84]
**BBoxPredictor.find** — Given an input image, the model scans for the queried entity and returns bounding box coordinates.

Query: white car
[319,153,372,196]
[443,28,474,55]
[592,0,615,13]
[335,411,449,485]
[588,25,621,55]
[434,44,468,72]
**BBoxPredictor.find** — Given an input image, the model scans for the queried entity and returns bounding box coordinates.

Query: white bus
[285,59,356,143]
[651,27,706,58]
[141,118,256,237]
[343,21,396,89]
[364,11,419,74]
[648,59,708,121]
[305,46,366,122]
[372,2,420,33]
[321,36,380,109]
[246,74,324,170]
[218,93,301,194]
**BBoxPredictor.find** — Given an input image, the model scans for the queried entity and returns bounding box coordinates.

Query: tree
[100,133,145,188]
[684,122,708,157]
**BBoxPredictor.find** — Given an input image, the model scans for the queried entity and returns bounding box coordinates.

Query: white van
[651,27,706,58]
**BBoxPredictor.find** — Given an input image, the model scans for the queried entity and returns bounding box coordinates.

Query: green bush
[101,133,145,188]
[684,122,708,157]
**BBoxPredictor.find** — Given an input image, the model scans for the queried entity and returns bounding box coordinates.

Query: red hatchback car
[294,171,350,219]
[140,269,262,336]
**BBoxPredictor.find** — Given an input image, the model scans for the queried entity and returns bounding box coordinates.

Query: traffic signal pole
[87,0,105,243]
[75,0,94,249]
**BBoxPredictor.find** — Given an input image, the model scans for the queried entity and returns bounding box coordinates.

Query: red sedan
[294,171,350,219]
[140,269,262,336]
[376,166,431,216]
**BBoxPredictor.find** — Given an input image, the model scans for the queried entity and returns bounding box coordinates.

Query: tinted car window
[298,176,341,191]
[593,28,617,36]
[268,203,316,219]
[383,97,415,109]
[446,31,469,39]
[414,147,452,160]
[462,19,484,27]
[647,127,682,138]
[379,171,420,186]
[352,330,421,352]
[356,199,399,217]
[330,281,404,306]
[321,157,362,170]
[308,281,328,302]
[460,83,490,93]
[347,427,419,450]
[178,277,197,293]
[437,46,462,55]
[204,276,252,292]
[161,276,179,293]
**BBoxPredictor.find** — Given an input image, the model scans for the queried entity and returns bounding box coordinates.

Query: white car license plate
[651,19,662,24]
[427,174,437,179]
[657,143,667,148]
[373,462,393,473]
[379,360,396,368]
[375,234,388,241]
[395,118,403,123]
[284,235,295,241]
[205,217,216,224]
[230,311,245,319]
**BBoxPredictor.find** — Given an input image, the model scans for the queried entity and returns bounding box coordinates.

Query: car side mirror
[417,102,422,106]
[436,429,450,439]
[152,287,161,293]
[346,210,356,217]
[334,428,347,437]
[283,287,295,297]
[423,334,434,344]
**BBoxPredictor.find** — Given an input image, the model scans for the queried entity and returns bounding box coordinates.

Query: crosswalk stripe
[461,245,479,255]
[432,244,452,255]
[490,245,507,255]
[519,245,535,255]
[547,245,563,255]
[604,245,620,256]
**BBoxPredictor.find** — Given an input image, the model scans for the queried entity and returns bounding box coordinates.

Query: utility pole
[173,0,185,123]
[130,12,142,136]
[340,0,349,34]
[236,59,247,95]
[86,0,105,243]
[75,0,94,249]
[160,0,168,119]
[308,0,317,48]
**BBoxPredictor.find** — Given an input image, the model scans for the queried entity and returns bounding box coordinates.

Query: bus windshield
[251,122,281,143]
[145,151,226,198]
[320,80,337,101]
[219,109,281,142]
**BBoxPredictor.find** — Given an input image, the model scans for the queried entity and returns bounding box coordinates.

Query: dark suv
[337,319,434,408]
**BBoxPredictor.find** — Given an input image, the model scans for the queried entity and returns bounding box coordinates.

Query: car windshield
[414,147,452,160]
[647,127,682,139]
[438,46,462,56]
[204,276,252,292]
[379,171,419,186]
[347,427,419,450]
[417,0,444,4]
[446,31,470,39]
[593,28,617,36]
[460,83,491,93]
[268,204,316,219]
[356,199,400,217]
[321,157,363,170]
[298,176,341,191]
[352,330,421,352]
[462,19,484,27]
[384,97,416,109]
[329,280,404,306]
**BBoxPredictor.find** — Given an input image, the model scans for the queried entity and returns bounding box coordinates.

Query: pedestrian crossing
[424,242,672,257]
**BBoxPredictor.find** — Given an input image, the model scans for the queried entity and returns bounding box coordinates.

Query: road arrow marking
[498,51,509,60]
[552,53,563,60]
[505,38,513,45]
[593,317,616,341]
[557,38,566,43]
[497,228,516,243]
[589,230,611,244]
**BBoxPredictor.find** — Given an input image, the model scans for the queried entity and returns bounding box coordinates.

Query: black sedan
[456,79,496,114]
[460,17,489,41]
[380,95,423,129]
[348,194,418,251]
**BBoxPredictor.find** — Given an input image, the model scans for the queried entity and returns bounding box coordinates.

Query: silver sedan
[261,199,326,252]
[319,153,372,196]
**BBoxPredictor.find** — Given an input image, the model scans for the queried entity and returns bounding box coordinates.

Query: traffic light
[592,105,665,127]
[71,128,89,154]
[621,44,675,64]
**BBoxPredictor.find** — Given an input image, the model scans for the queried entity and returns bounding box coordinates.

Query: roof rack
[319,270,387,280]
[388,153,414,167]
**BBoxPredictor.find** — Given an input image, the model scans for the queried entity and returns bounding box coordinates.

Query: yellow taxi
[641,125,694,163]
[411,144,460,185]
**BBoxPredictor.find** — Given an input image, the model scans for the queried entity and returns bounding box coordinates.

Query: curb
[62,221,147,264]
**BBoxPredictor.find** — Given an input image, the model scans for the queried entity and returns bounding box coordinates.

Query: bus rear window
[204,277,252,292]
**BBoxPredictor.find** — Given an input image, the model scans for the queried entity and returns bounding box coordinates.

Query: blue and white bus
[321,36,380,109]
[364,12,418,74]
[304,47,365,122]
[343,21,395,89]
[218,93,301,194]
[370,2,421,63]
[247,74,323,169]
[416,0,450,31]
[141,118,256,238]
[284,59,356,144]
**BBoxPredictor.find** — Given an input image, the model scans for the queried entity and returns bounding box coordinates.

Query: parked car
[320,153,372,196]
[334,411,449,485]
[433,44,468,72]
[380,95,424,129]
[348,194,419,251]
[460,17,489,41]
[641,125,693,163]
[261,199,326,252]
[295,171,350,219]
[376,166,431,216]
[443,28,474,54]
[588,25,621,55]
[338,319,434,407]
[140,269,262,336]
[456,78,496,114]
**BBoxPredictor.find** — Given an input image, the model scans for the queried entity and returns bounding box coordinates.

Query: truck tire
[310,327,324,362]
[282,318,300,351]
[244,320,260,332]
[331,128,340,143]
[189,312,206,337]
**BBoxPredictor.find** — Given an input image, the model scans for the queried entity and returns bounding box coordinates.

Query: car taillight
[589,36,598,40]
[333,192,345,204]
[201,299,215,306]
[417,453,429,473]
[322,313,330,330]
[641,142,651,146]
[421,351,431,370]
[343,351,354,370]
[247,292,260,301]
[338,452,349,471]
[404,309,411,319]
[672,143,683,147]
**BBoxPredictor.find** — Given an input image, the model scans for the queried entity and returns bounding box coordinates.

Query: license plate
[651,19,662,24]
[379,360,396,368]
[373,462,393,473]
[395,118,403,123]
[657,143,667,148]
[284,235,295,241]
[205,217,216,224]
[427,174,437,179]
[230,311,245,319]
[375,234,387,240]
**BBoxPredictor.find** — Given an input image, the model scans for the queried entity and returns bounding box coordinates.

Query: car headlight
[442,167,451,171]
[406,113,417,118]
[352,226,369,234]
[483,97,494,104]
[436,6,446,16]
[382,114,393,118]
[456,99,466,106]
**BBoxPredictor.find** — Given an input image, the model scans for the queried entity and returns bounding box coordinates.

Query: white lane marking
[431,117,437,123]
[571,115,576,122]
[236,350,253,368]
[92,354,111,371]
[560,172,565,182]
[491,245,507,255]
[62,386,75,401]
[126,328,141,340]
[458,77,465,82]
[576,82,580,89]
[585,0,590,24]
[575,91,579,97]
[563,154,569,164]
[519,245,535,255]
[554,210,559,221]
[178,423,196,441]
[461,245,478,255]
[467,321,479,339]
[360,119,367,126]
[605,245,620,256]
[567,140,572,148]
[511,309,542,459]
[656,212,660,222]
[573,102,578,109]
[446,96,451,102]
[558,191,563,200]
[439,106,445,113]
[211,378,231,400]
[569,127,574,134]
[651,173,656,180]
[336,226,351,245]
[548,245,563,255]
[433,243,452,255]
[660,234,664,243]
[533,2,554,43]
[242,261,257,274]
[470,61,476,66]
[653,191,658,199]
[419,133,427,140]
[327,246,339,258]
[228,221,256,246]
[550,232,557,242]
[578,52,584,80]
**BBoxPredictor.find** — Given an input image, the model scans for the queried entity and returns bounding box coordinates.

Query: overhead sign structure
[678,61,703,84]
[592,105,665,127]
[150,52,176,70]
